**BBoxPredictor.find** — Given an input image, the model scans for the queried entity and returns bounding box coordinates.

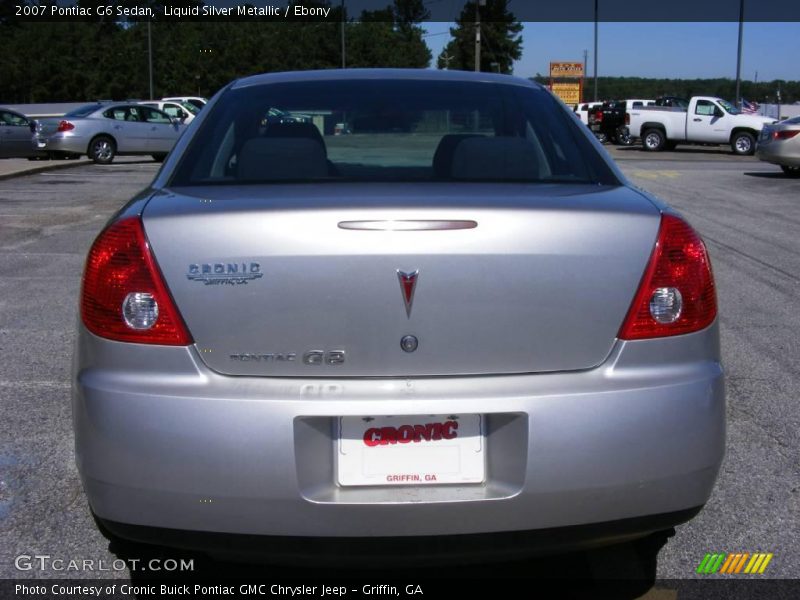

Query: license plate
[337,414,484,486]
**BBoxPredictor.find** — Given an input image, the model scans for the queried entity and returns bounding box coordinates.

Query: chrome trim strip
[338,220,478,231]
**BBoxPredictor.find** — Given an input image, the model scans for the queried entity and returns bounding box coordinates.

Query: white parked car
[162,96,207,110]
[140,100,199,124]
[628,96,776,155]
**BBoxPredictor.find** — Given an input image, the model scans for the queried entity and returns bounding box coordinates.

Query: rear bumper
[35,133,85,154]
[99,507,700,566]
[756,145,800,167]
[74,323,725,548]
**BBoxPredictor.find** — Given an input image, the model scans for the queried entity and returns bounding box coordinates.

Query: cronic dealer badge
[186,262,263,285]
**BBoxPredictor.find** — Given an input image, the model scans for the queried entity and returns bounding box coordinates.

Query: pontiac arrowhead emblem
[397,270,419,318]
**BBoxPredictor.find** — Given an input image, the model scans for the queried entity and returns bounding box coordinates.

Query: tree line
[2,0,796,105]
[0,0,432,103]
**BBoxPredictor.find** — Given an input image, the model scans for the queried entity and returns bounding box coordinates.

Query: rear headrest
[451,137,541,181]
[263,122,325,155]
[432,134,483,179]
[238,138,328,181]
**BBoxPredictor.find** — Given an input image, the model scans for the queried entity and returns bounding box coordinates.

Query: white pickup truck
[627,96,776,155]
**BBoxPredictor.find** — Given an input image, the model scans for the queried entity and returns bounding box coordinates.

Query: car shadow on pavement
[104,528,671,597]
[742,171,797,179]
[613,146,738,157]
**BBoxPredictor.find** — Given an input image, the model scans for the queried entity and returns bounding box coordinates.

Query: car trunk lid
[142,183,659,377]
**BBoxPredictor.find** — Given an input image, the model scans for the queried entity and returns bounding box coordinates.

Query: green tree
[437,0,522,73]
[347,0,431,68]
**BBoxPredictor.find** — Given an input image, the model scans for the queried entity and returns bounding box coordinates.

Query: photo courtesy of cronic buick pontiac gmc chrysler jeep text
[73,69,724,564]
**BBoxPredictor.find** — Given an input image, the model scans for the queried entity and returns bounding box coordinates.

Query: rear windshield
[170,79,619,186]
[65,104,103,117]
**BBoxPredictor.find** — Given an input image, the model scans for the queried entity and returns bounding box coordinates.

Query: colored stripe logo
[696,553,773,574]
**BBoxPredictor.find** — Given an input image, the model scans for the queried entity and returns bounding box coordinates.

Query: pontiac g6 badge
[397,270,419,317]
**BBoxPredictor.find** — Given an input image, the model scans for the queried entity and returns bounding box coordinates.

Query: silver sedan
[757,115,800,176]
[0,107,46,159]
[74,69,724,563]
[33,103,184,164]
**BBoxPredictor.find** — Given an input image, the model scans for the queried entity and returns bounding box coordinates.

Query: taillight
[57,120,75,132]
[81,217,192,345]
[619,214,717,340]
[596,111,604,123]
[625,112,630,125]
[773,130,799,141]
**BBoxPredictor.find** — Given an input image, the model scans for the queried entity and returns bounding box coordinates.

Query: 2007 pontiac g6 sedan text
[73,69,724,563]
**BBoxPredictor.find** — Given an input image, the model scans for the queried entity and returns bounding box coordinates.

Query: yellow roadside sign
[551,82,582,106]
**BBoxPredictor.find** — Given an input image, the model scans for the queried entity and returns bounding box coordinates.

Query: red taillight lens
[619,214,717,340]
[81,217,192,345]
[625,112,630,125]
[57,120,75,132]
[773,130,799,141]
[596,111,604,123]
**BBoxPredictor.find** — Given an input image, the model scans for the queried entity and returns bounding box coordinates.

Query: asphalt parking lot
[0,148,797,589]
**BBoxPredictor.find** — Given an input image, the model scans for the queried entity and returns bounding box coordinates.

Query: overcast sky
[423,22,800,82]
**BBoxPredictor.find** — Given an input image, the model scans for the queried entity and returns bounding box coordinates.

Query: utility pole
[474,1,482,72]
[147,20,153,100]
[583,49,588,102]
[340,0,346,69]
[593,0,598,101]
[735,0,744,108]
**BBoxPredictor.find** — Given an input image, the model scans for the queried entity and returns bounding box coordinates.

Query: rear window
[66,104,103,117]
[170,79,618,186]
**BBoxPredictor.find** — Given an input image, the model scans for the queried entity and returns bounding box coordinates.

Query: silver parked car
[0,107,47,159]
[74,70,724,563]
[757,115,800,177]
[33,103,184,164]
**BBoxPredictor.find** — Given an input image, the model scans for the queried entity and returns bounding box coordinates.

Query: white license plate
[337,414,484,486]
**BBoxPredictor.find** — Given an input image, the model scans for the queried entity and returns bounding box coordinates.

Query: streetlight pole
[593,0,598,101]
[474,1,481,72]
[583,49,588,102]
[340,0,346,68]
[735,0,744,108]
[147,20,153,100]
